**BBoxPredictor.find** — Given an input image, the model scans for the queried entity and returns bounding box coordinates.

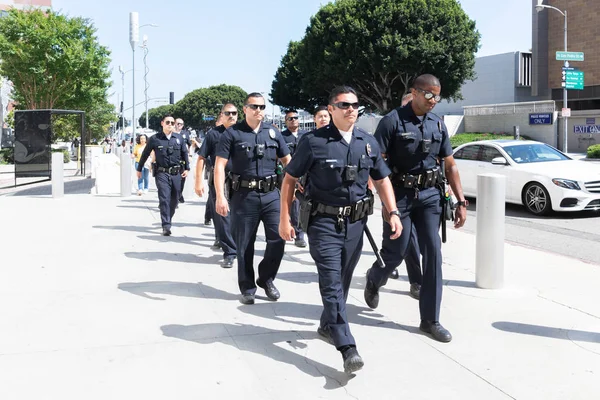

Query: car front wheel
[523,182,552,215]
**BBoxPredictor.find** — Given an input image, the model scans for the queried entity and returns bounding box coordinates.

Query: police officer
[195,104,238,268]
[175,118,192,203]
[137,113,190,236]
[214,92,291,305]
[364,74,467,343]
[313,105,331,129]
[280,109,307,248]
[280,86,402,375]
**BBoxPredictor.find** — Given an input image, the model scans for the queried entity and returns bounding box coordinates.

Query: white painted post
[120,152,132,197]
[475,173,506,289]
[51,152,64,198]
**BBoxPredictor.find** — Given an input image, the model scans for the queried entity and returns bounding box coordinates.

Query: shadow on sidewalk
[492,321,600,343]
[124,251,222,264]
[94,225,159,234]
[161,323,353,389]
[118,281,239,301]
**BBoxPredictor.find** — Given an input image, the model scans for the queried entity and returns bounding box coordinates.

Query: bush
[450,132,528,148]
[0,148,14,164]
[587,144,600,159]
[51,148,71,163]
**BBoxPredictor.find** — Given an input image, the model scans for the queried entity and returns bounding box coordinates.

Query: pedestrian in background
[133,134,150,195]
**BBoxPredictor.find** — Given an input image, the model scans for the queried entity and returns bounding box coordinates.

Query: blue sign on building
[586,118,596,125]
[529,113,553,125]
[574,125,600,134]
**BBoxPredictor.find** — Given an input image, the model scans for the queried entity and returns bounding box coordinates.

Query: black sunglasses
[332,102,360,110]
[223,111,238,116]
[415,88,441,102]
[246,104,266,110]
[164,120,175,125]
[286,116,299,121]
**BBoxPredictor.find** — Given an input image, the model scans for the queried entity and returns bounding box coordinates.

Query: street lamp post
[140,34,150,131]
[118,66,132,138]
[536,0,568,153]
[129,12,139,143]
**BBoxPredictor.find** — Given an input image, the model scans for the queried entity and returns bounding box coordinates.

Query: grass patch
[451,132,527,148]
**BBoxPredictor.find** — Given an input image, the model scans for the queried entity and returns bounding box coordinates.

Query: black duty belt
[391,168,442,190]
[313,193,374,228]
[232,174,278,193]
[157,165,181,175]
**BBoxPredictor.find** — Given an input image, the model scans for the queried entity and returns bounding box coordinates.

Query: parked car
[453,140,600,215]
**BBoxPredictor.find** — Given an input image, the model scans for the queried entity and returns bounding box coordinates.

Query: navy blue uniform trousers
[290,198,305,241]
[405,226,423,285]
[155,171,182,229]
[205,183,215,223]
[210,182,236,257]
[368,187,443,321]
[308,215,365,349]
[230,189,285,295]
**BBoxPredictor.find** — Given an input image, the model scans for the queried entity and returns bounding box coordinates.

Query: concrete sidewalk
[0,186,598,399]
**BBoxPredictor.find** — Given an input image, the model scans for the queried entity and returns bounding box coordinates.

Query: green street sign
[565,70,584,90]
[556,51,584,61]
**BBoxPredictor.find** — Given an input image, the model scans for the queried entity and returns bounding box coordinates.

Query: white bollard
[120,153,132,197]
[51,152,64,198]
[475,173,506,289]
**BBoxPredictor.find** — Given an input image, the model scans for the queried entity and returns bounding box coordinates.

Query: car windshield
[503,144,570,164]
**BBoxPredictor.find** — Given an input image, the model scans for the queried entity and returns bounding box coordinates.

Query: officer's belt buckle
[339,206,352,217]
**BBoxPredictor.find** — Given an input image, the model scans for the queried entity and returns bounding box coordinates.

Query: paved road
[461,199,600,265]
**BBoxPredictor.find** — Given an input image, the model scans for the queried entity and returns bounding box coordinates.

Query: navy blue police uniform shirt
[216,120,290,179]
[199,125,232,171]
[137,131,190,172]
[179,129,192,147]
[286,124,390,207]
[281,129,306,157]
[374,103,452,175]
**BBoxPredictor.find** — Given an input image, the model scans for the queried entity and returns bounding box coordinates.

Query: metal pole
[143,39,149,130]
[130,12,139,143]
[132,47,136,143]
[121,70,125,138]
[563,10,568,153]
[475,173,506,289]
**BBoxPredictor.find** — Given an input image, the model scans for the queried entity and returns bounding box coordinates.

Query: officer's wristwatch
[389,209,400,217]
[456,200,469,207]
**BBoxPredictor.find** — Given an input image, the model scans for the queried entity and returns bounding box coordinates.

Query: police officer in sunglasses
[214,93,291,305]
[364,74,467,343]
[137,113,190,236]
[280,109,308,248]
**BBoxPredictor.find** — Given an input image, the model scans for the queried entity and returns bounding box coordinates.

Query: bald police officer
[214,92,291,305]
[364,74,467,342]
[280,86,402,374]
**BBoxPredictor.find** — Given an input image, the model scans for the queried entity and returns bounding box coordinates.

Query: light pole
[140,34,150,131]
[118,65,132,138]
[536,0,568,153]
[129,12,139,143]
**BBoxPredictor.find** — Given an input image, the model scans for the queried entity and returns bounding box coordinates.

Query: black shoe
[221,256,235,268]
[179,196,185,203]
[258,279,280,301]
[390,268,399,279]
[240,294,255,305]
[420,320,452,343]
[211,240,221,249]
[364,279,379,309]
[204,220,212,226]
[294,238,307,248]
[341,346,364,374]
[162,227,172,236]
[409,283,421,300]
[317,326,334,345]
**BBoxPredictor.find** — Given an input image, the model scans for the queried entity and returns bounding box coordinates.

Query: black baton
[364,225,385,268]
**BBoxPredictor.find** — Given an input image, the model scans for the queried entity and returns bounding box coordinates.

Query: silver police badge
[366,143,372,156]
[176,138,180,145]
[269,129,276,139]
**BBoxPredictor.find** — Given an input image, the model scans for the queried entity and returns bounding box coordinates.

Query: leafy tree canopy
[271,0,480,113]
[140,104,175,132]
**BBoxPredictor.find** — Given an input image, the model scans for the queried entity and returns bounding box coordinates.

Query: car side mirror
[491,156,508,166]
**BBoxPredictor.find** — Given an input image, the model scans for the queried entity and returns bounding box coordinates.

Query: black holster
[151,163,157,177]
[296,190,313,232]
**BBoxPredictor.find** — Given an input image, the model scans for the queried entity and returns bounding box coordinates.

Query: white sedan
[453,140,600,215]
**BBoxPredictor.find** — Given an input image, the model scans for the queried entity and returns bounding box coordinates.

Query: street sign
[565,70,584,90]
[529,113,553,125]
[202,116,215,121]
[556,51,584,61]
[562,108,571,117]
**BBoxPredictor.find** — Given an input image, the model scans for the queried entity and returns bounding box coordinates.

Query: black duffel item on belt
[157,165,181,175]
[313,191,375,229]
[391,167,441,189]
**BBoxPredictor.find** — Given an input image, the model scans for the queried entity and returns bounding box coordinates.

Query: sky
[51,0,533,121]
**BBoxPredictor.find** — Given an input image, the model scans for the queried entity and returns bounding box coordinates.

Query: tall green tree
[271,0,480,113]
[174,84,247,132]
[0,8,112,141]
